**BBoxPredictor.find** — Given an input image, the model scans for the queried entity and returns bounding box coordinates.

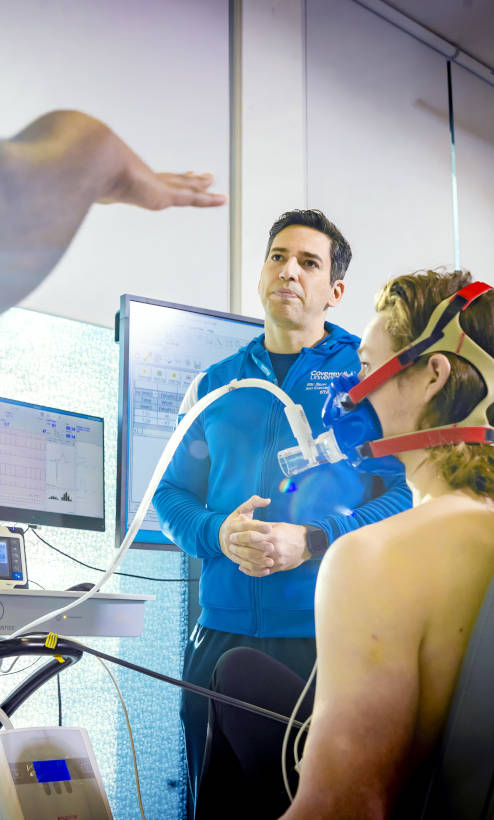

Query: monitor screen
[116,295,263,549]
[0,398,105,531]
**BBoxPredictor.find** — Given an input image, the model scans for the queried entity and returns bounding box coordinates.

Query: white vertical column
[231,0,307,317]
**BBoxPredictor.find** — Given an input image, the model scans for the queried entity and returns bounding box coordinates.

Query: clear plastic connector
[278,428,346,477]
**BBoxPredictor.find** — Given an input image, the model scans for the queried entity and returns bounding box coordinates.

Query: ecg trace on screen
[0,402,104,520]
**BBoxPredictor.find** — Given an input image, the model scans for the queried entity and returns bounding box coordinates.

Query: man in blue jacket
[153,208,412,813]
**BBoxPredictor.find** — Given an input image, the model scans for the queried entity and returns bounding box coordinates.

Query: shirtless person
[198,269,494,820]
[281,269,494,819]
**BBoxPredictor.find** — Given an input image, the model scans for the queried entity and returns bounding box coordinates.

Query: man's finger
[230,531,273,547]
[102,166,227,210]
[171,190,228,208]
[229,520,272,536]
[238,565,271,577]
[230,546,274,567]
[159,184,227,208]
[160,172,216,190]
[236,495,271,516]
[230,541,273,557]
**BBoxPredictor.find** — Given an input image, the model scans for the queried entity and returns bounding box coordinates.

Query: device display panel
[0,398,105,531]
[0,539,9,577]
[116,296,263,549]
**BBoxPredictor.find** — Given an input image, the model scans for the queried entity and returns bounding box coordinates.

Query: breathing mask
[278,281,494,477]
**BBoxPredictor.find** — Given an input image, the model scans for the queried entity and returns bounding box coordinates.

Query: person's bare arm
[0,110,226,310]
[280,527,426,820]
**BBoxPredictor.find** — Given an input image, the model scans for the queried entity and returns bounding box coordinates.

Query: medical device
[0,397,105,531]
[0,726,113,820]
[0,588,153,636]
[0,528,27,590]
[278,281,494,476]
[0,638,112,819]
[115,295,262,548]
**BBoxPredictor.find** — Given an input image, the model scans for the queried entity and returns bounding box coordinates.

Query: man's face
[258,225,343,331]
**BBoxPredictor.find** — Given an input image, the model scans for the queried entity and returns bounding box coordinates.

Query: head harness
[346,281,494,458]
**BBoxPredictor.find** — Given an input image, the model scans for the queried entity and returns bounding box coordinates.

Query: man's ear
[325,280,345,309]
[424,353,451,402]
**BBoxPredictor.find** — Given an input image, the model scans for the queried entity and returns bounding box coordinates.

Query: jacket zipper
[250,347,308,635]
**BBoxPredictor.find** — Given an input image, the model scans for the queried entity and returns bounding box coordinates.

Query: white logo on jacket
[306,370,354,393]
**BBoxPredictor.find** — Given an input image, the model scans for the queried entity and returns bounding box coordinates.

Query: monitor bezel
[0,397,105,532]
[116,294,264,551]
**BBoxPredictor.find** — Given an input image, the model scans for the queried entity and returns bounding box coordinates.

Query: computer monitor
[0,398,105,531]
[116,295,263,549]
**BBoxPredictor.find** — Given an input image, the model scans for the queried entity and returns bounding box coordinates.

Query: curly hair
[375,269,494,497]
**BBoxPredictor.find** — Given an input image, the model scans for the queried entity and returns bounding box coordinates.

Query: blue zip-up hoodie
[153,322,412,637]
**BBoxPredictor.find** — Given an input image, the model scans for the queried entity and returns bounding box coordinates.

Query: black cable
[57,674,62,727]
[27,527,199,583]
[59,637,307,731]
[28,579,46,591]
[0,579,45,676]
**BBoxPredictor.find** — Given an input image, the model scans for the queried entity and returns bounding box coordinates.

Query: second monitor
[0,398,105,532]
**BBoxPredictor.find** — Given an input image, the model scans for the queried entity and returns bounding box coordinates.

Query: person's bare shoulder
[318,492,494,637]
[324,492,494,576]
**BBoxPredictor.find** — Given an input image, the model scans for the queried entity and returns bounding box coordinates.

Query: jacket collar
[243,321,360,379]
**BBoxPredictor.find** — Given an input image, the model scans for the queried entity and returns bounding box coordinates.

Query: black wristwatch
[304,525,329,559]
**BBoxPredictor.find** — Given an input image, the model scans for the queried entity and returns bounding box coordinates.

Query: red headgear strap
[348,280,494,458]
[362,425,494,459]
[348,281,492,406]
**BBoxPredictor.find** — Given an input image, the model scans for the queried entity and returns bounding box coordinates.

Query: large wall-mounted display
[116,295,263,549]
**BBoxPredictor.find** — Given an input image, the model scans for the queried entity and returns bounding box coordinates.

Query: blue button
[13,572,22,580]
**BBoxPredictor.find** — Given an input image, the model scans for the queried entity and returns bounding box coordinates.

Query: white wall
[236,0,493,335]
[235,0,307,318]
[2,1,492,330]
[451,63,494,282]
[0,0,230,327]
[305,0,456,336]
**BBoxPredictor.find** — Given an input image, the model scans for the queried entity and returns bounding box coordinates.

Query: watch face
[305,527,328,559]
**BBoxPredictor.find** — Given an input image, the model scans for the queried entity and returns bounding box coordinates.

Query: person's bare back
[282,492,494,820]
[405,492,494,762]
[265,270,494,820]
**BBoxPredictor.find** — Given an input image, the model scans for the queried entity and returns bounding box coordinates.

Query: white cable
[0,657,19,674]
[96,656,146,820]
[0,706,14,731]
[281,659,317,803]
[3,378,300,640]
[293,714,312,771]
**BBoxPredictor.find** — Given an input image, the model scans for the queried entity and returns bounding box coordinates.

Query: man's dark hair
[265,209,352,285]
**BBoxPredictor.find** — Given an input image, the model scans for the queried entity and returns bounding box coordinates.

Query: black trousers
[195,647,315,820]
[194,649,436,820]
[180,624,316,818]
